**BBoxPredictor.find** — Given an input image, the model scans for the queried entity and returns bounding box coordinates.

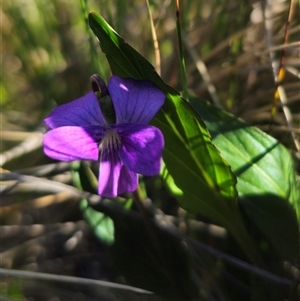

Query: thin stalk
[175,0,188,100]
[79,0,105,77]
[146,0,161,76]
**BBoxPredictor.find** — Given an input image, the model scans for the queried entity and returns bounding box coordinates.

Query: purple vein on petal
[43,125,103,161]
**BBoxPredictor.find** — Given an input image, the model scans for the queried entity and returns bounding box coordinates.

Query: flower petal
[117,124,164,176]
[108,76,165,124]
[43,125,104,161]
[44,91,106,129]
[98,152,138,198]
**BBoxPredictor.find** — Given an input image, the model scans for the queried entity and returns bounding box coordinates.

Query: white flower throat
[99,128,122,155]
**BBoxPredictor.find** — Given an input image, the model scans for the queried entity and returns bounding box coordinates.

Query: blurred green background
[2,0,299,149]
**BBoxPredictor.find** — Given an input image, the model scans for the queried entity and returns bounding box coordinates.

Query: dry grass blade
[146,0,161,76]
[0,268,153,294]
[264,0,299,150]
[183,34,222,108]
[1,191,78,217]
[0,128,45,167]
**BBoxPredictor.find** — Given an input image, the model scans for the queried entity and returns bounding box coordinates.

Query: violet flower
[43,75,165,198]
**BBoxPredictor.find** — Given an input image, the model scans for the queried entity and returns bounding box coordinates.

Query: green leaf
[189,96,300,259]
[88,12,237,214]
[160,161,183,196]
[240,194,299,260]
[88,12,266,265]
[80,199,114,245]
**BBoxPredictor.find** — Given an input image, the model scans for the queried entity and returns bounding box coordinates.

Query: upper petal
[98,151,138,198]
[44,91,106,129]
[108,76,165,124]
[43,125,105,161]
[117,124,164,176]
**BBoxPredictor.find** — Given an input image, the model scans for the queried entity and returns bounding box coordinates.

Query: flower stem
[79,0,104,76]
[175,0,188,100]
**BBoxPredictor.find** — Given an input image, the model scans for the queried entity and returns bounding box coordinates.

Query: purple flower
[43,75,165,198]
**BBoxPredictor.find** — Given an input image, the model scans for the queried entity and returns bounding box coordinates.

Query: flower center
[99,128,122,155]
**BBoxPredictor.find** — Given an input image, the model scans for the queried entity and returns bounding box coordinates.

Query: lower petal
[98,152,138,198]
[43,125,103,161]
[117,124,164,176]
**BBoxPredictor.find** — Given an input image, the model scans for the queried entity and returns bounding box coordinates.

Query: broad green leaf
[239,194,299,260]
[160,161,183,196]
[88,12,266,265]
[80,199,114,245]
[189,96,300,259]
[88,12,236,202]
